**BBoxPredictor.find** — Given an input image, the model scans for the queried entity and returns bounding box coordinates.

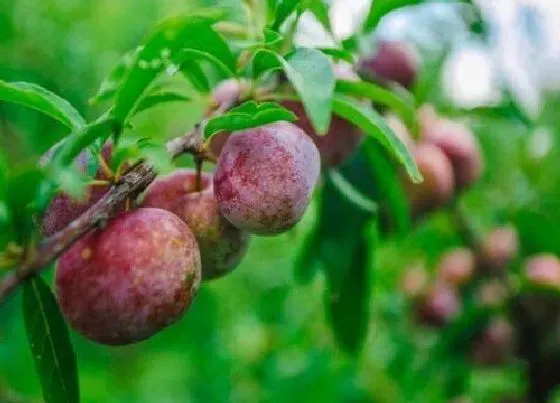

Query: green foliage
[204,101,297,138]
[23,276,79,403]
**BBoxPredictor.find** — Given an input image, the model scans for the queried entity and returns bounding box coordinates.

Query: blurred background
[2,0,560,402]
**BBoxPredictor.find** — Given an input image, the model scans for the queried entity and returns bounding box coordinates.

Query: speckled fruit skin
[478,225,519,272]
[41,143,115,236]
[437,248,475,287]
[142,169,250,280]
[56,208,201,345]
[214,122,320,235]
[359,40,418,89]
[404,143,455,214]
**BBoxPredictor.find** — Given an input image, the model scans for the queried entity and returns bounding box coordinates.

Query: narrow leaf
[327,170,378,214]
[281,48,335,134]
[271,0,302,30]
[175,48,236,78]
[180,61,211,93]
[362,0,422,33]
[113,13,233,123]
[23,276,79,403]
[335,79,417,134]
[318,48,356,64]
[332,95,421,183]
[133,92,192,116]
[0,81,85,130]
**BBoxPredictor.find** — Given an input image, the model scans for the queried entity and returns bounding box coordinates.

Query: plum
[415,283,461,327]
[56,207,201,345]
[142,169,250,280]
[214,122,320,235]
[437,248,475,287]
[478,225,519,272]
[524,254,560,288]
[359,40,418,89]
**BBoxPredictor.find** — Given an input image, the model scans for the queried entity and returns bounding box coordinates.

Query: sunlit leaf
[23,276,79,403]
[0,81,85,130]
[133,92,192,116]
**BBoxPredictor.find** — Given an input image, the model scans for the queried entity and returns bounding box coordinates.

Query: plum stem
[194,155,203,192]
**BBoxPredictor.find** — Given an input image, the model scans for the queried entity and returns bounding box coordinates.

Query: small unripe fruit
[400,263,428,298]
[478,225,519,272]
[437,248,475,287]
[404,143,455,214]
[142,169,250,280]
[415,283,461,327]
[41,143,117,236]
[281,63,362,167]
[423,118,483,189]
[476,279,508,308]
[359,40,418,89]
[214,122,320,235]
[56,208,201,345]
[524,254,560,288]
[472,318,514,366]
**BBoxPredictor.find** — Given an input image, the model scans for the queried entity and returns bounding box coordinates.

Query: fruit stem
[195,155,203,192]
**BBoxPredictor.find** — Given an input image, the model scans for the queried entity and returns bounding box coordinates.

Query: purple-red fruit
[214,122,320,235]
[359,40,418,89]
[142,169,249,280]
[422,116,483,190]
[56,208,201,345]
[478,225,519,272]
[41,143,115,236]
[415,283,461,327]
[437,248,475,287]
[404,143,455,214]
[524,254,560,288]
[472,318,514,366]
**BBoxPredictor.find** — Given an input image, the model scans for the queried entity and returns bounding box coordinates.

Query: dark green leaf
[180,61,211,93]
[113,13,233,123]
[304,0,333,33]
[0,81,85,130]
[204,101,297,139]
[332,95,421,182]
[251,49,283,79]
[89,47,142,105]
[281,48,335,134]
[175,48,236,78]
[335,79,417,134]
[23,276,79,403]
[362,0,422,33]
[271,0,302,31]
[362,138,410,236]
[133,92,192,116]
[326,170,378,214]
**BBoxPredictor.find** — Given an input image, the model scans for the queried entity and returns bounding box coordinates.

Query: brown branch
[0,96,239,303]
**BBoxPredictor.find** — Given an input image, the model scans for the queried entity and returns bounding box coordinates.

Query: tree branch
[0,96,238,303]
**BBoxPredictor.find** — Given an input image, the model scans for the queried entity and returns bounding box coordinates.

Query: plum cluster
[43,120,320,345]
[388,105,484,215]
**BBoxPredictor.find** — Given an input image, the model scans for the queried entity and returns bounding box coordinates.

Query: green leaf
[89,47,142,105]
[335,79,417,134]
[271,0,302,30]
[204,101,297,139]
[318,48,356,64]
[281,48,335,134]
[180,61,211,93]
[304,0,333,33]
[251,49,283,78]
[133,92,192,116]
[175,48,236,78]
[326,170,378,214]
[23,276,79,403]
[332,95,421,183]
[0,81,85,130]
[361,138,410,236]
[113,13,233,124]
[362,0,422,33]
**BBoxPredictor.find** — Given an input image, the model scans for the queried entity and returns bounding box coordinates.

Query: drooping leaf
[89,47,143,105]
[23,276,79,403]
[281,48,335,134]
[204,101,297,139]
[174,48,236,78]
[113,13,233,124]
[271,0,302,30]
[180,61,211,93]
[133,92,192,116]
[252,49,283,79]
[332,95,421,183]
[0,81,85,130]
[326,170,378,214]
[304,0,333,33]
[318,48,356,64]
[335,79,417,134]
